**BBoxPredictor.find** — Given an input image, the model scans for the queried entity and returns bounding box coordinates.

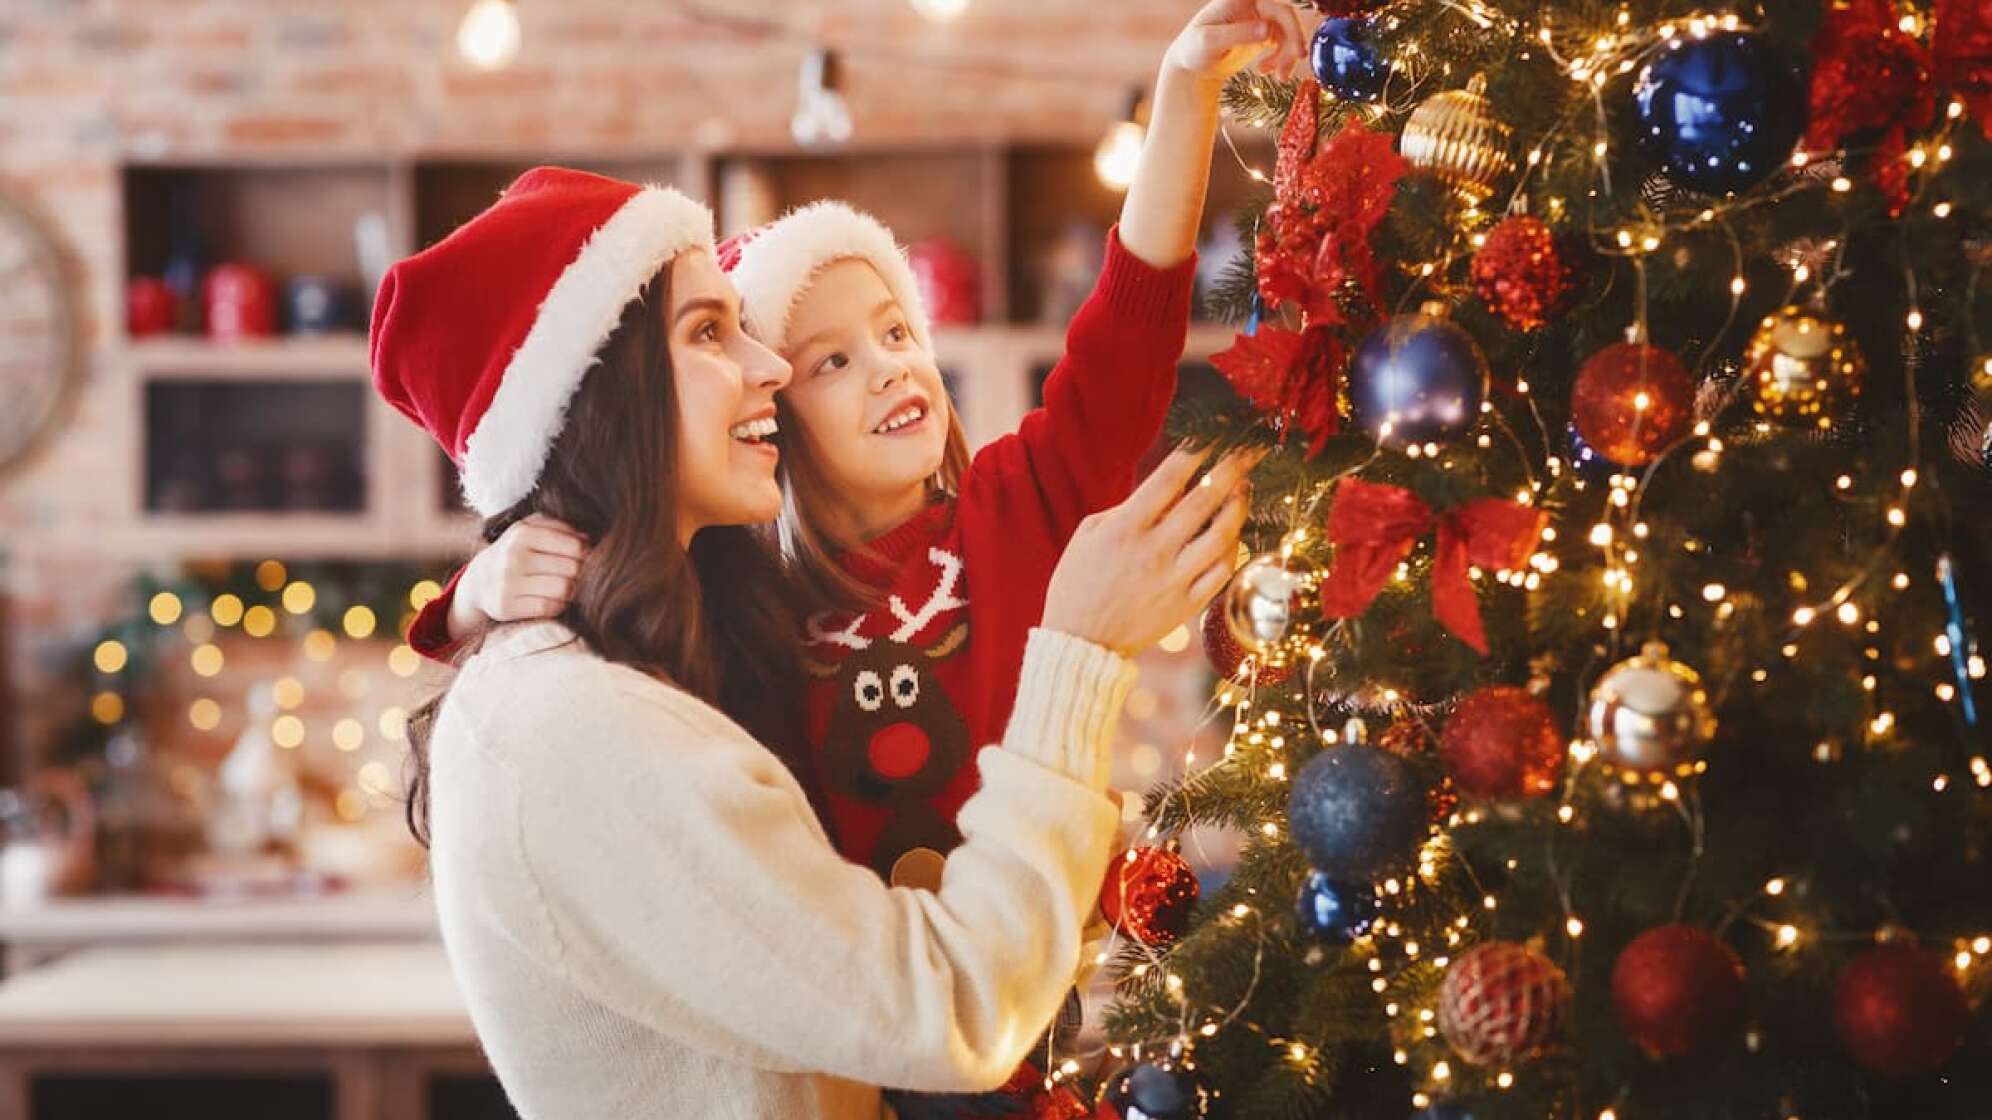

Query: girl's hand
[1042,446,1258,657]
[446,514,590,640]
[1162,0,1307,88]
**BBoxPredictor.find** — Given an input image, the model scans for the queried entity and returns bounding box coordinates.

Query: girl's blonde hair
[776,391,971,617]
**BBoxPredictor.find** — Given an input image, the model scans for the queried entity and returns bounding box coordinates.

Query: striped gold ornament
[1400,74,1513,204]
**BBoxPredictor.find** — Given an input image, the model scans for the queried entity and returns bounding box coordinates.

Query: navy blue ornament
[1311,18,1388,102]
[1288,746,1427,880]
[1349,304,1489,450]
[1295,871,1380,944]
[1103,1058,1211,1120]
[1413,1105,1475,1120]
[1632,31,1805,197]
[1567,421,1618,479]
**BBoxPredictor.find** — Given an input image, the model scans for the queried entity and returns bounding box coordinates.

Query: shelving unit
[116,139,1268,562]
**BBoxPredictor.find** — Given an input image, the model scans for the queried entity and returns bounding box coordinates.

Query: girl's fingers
[522,525,589,559]
[511,575,575,605]
[511,596,568,620]
[525,553,583,580]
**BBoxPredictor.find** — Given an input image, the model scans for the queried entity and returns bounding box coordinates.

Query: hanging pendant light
[1094,87,1147,191]
[457,0,521,70]
[792,47,854,148]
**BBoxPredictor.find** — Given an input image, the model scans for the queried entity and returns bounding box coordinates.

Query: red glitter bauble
[1833,945,1969,1078]
[1610,924,1746,1059]
[1200,600,1293,688]
[1438,941,1570,1066]
[1471,216,1571,332]
[1571,342,1696,467]
[1099,847,1201,948]
[1439,686,1565,799]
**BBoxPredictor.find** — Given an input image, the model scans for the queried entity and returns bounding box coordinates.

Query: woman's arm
[436,449,1249,1091]
[458,629,1129,1091]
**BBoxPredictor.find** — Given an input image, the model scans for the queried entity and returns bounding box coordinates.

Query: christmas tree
[1089,0,1992,1116]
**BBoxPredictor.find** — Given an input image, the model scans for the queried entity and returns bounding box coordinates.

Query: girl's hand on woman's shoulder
[448,514,591,639]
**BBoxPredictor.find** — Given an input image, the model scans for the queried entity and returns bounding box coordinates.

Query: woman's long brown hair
[404,269,813,847]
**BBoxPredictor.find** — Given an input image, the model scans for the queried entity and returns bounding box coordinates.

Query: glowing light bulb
[457,0,521,70]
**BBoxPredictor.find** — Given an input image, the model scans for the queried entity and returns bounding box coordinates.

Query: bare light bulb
[1094,89,1147,191]
[791,48,854,148]
[457,0,521,70]
[909,0,971,21]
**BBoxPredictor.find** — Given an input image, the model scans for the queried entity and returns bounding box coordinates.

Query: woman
[370,166,1249,1118]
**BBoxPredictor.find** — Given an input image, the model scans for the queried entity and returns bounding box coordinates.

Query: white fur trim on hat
[728,200,933,354]
[460,186,715,517]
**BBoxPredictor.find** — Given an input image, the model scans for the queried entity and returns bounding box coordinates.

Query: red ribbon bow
[1806,0,1992,212]
[1318,478,1545,655]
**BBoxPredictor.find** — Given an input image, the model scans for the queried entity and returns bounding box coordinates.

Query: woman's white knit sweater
[427,620,1135,1119]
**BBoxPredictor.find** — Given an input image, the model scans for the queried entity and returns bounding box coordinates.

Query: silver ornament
[1222,554,1323,668]
[1586,641,1717,775]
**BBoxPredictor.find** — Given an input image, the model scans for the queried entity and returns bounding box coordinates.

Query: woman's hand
[1042,446,1257,657]
[446,514,590,639]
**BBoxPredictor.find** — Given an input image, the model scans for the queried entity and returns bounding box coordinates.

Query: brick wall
[0,1,1194,768]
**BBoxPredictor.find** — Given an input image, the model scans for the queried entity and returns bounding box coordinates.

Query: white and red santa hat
[370,166,715,517]
[718,200,933,354]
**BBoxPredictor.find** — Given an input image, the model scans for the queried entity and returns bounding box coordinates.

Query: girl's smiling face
[777,258,952,541]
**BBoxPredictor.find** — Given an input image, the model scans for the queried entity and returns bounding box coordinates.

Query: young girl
[413,0,1301,888]
[373,165,1251,1118]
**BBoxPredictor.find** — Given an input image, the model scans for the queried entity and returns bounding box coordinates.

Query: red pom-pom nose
[869,723,932,779]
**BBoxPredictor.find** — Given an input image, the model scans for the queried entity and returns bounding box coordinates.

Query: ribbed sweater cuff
[1098,225,1198,334]
[1002,629,1137,790]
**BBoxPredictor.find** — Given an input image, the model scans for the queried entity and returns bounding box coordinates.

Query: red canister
[126,276,177,338]
[204,262,279,341]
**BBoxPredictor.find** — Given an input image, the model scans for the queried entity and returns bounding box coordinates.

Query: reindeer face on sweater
[820,632,971,805]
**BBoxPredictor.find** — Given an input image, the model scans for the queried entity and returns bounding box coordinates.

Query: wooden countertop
[0,941,473,1048]
[0,889,438,946]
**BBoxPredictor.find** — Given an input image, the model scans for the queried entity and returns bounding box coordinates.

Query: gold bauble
[1585,641,1717,776]
[1221,554,1324,668]
[1745,305,1865,428]
[1961,355,1992,467]
[1400,74,1514,204]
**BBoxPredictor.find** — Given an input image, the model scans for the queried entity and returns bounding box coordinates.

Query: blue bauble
[1566,420,1618,479]
[1632,31,1805,197]
[1287,746,1426,880]
[1412,1106,1475,1120]
[1349,306,1489,450]
[1311,18,1388,102]
[1295,871,1380,944]
[1103,1058,1211,1120]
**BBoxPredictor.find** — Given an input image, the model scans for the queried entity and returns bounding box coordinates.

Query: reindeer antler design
[804,611,871,652]
[887,548,967,644]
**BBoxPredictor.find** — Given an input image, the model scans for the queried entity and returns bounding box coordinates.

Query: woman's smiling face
[668,248,794,542]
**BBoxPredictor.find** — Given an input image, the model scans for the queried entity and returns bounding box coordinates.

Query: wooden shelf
[128,334,371,379]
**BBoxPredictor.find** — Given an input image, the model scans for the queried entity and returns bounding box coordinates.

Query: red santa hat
[370,166,714,517]
[719,200,932,354]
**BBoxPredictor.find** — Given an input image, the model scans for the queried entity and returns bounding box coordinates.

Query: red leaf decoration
[1212,325,1344,456]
